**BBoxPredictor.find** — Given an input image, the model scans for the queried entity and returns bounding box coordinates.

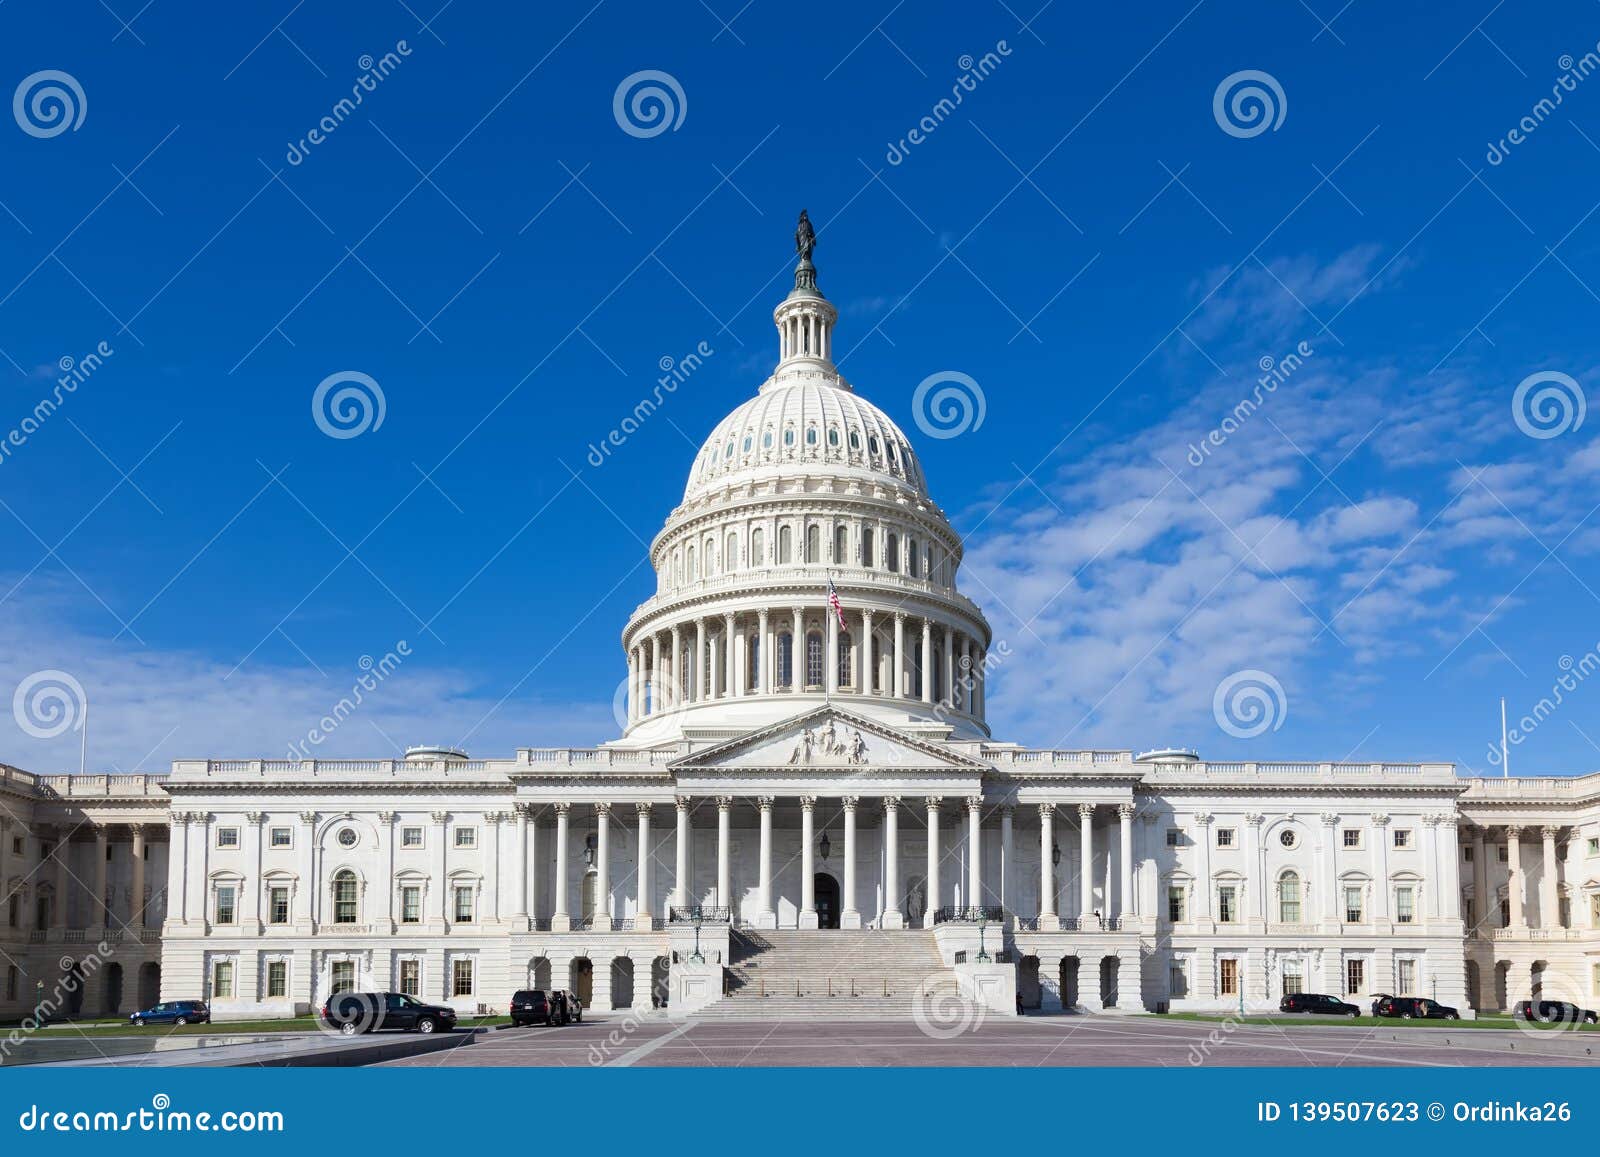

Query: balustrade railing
[670,905,731,924]
[932,905,1004,925]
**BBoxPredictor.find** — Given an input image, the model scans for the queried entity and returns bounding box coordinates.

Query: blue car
[128,999,210,1027]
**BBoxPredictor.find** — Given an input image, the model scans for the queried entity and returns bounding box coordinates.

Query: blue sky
[2,0,1599,776]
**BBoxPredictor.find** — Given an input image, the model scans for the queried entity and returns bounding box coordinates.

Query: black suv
[320,991,457,1035]
[1514,1000,1599,1025]
[1373,995,1459,1020]
[510,990,552,1027]
[1279,992,1360,1017]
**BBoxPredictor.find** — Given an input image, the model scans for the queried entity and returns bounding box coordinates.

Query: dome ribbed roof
[683,377,928,503]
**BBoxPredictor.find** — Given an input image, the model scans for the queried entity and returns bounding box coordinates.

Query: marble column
[892,614,905,697]
[942,629,955,709]
[695,620,707,703]
[756,796,775,928]
[724,613,737,699]
[841,797,861,929]
[1472,825,1488,932]
[130,823,146,929]
[920,618,933,703]
[924,797,942,928]
[734,620,747,696]
[52,832,70,929]
[432,811,450,925]
[1540,824,1560,928]
[634,803,653,931]
[860,609,874,693]
[294,811,315,926]
[512,805,529,922]
[1038,804,1058,930]
[1000,806,1014,921]
[800,797,818,929]
[1079,804,1095,926]
[716,796,732,911]
[882,797,903,928]
[92,826,109,930]
[648,635,661,715]
[757,610,771,694]
[551,803,571,931]
[960,636,972,711]
[966,796,983,908]
[594,804,611,929]
[1507,826,1525,928]
[790,607,803,690]
[826,610,839,696]
[673,797,690,907]
[1119,803,1135,926]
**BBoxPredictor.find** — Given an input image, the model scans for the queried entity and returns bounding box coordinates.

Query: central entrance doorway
[814,873,840,929]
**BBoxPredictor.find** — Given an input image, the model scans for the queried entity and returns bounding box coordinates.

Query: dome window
[742,435,752,453]
[805,427,818,446]
[869,435,881,457]
[784,428,796,447]
[763,430,774,450]
[724,441,735,459]
[848,430,861,451]
[827,427,840,447]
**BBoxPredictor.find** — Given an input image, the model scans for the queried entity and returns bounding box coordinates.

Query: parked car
[319,991,457,1035]
[1368,993,1395,1017]
[128,999,210,1027]
[1279,992,1361,1018]
[509,989,553,1027]
[1373,996,1459,1020]
[1514,1000,1599,1025]
[548,990,584,1026]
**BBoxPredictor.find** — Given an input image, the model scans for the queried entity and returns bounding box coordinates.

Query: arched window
[905,536,917,578]
[929,545,943,584]
[704,537,716,575]
[747,634,761,688]
[886,533,900,573]
[751,527,764,566]
[778,633,794,688]
[806,631,823,687]
[687,545,697,581]
[838,632,853,688]
[726,532,738,570]
[805,524,820,564]
[778,526,793,564]
[333,870,359,925]
[833,524,848,563]
[1278,871,1302,924]
[862,527,875,567]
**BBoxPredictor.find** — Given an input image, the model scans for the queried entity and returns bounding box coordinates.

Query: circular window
[1278,829,1297,849]
[337,828,358,848]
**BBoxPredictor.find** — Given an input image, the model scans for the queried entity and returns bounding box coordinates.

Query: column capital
[841,795,860,811]
[635,801,653,817]
[1245,812,1266,827]
[594,802,612,817]
[245,811,265,824]
[715,795,734,811]
[1078,803,1096,820]
[1320,812,1340,827]
[513,802,534,818]
[798,795,817,811]
[553,801,572,816]
[925,795,944,811]
[882,795,901,811]
[299,810,319,826]
[1000,804,1014,818]
[674,795,692,811]
[377,811,397,824]
[756,796,775,811]
[1193,811,1213,826]
[1117,802,1135,819]
[1371,812,1390,827]
[1540,823,1560,839]
[965,795,983,812]
[1037,803,1055,820]
[430,810,450,824]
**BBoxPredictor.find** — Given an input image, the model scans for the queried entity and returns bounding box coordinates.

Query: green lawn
[1155,1011,1596,1031]
[8,1014,512,1036]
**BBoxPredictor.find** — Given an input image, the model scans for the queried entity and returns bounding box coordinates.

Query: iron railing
[933,905,1005,925]
[670,905,731,924]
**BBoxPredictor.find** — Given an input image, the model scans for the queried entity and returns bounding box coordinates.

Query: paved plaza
[376,1016,1600,1069]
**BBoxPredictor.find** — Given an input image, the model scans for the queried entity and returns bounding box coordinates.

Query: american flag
[827,577,847,632]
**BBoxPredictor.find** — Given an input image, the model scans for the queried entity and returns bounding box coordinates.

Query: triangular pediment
[671,706,989,771]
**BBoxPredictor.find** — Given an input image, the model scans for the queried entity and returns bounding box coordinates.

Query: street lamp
[689,908,705,964]
[976,909,991,963]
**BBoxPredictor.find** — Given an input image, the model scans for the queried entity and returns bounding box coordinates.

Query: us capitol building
[2,224,1597,1025]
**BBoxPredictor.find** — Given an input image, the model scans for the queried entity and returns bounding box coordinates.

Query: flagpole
[824,569,832,709]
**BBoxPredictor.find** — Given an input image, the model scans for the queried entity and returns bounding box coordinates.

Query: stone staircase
[694,928,966,1020]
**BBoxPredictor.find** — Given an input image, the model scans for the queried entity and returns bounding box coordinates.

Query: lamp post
[976,909,991,963]
[690,908,705,964]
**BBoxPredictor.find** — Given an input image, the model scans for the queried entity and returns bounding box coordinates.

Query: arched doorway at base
[814,873,840,929]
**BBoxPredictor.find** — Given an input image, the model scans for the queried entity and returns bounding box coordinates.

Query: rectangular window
[1281,960,1303,996]
[331,961,355,995]
[805,632,823,686]
[215,827,240,849]
[268,887,289,925]
[212,959,234,998]
[1395,887,1415,924]
[1167,886,1186,923]
[1396,957,1417,994]
[451,958,474,997]
[7,894,17,928]
[400,960,420,997]
[1393,829,1412,848]
[1166,828,1183,847]
[1588,836,1599,857]
[1219,958,1239,996]
[1343,886,1363,924]
[1498,845,1508,862]
[5,966,15,1000]
[269,827,292,849]
[1342,829,1362,849]
[401,886,421,924]
[1592,895,1600,927]
[1346,958,1365,996]
[1462,843,1473,861]
[215,885,236,925]
[266,961,287,998]
[402,826,423,848]
[453,827,477,849]
[453,886,474,923]
[1169,959,1189,998]
[1215,828,1236,848]
[1217,885,1237,924]
[9,837,19,855]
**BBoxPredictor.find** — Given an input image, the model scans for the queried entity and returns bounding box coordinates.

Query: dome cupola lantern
[773,209,838,372]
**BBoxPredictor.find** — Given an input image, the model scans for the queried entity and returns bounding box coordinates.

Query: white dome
[683,376,928,504]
